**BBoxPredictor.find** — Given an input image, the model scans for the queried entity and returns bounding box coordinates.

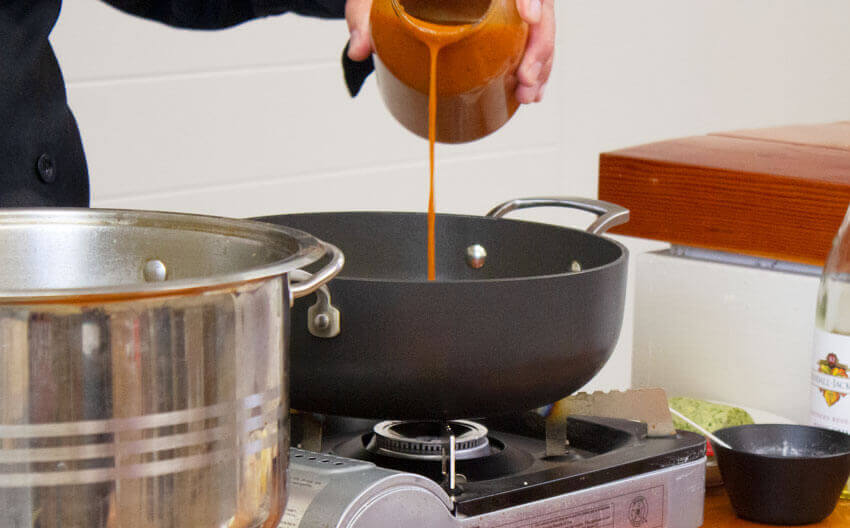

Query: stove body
[282,417,706,528]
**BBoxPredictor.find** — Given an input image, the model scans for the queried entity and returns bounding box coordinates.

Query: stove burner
[372,420,490,461]
[321,415,707,519]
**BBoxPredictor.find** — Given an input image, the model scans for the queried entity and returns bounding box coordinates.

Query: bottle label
[811,328,850,434]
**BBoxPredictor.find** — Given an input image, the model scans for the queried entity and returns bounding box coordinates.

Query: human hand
[345,0,373,62]
[514,0,555,104]
[345,0,555,103]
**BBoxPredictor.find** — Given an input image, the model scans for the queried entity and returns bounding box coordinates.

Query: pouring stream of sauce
[373,0,525,279]
[427,46,438,280]
[399,1,489,280]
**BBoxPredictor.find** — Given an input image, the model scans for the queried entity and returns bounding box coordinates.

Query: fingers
[535,82,547,102]
[535,56,553,101]
[515,0,542,25]
[516,0,555,104]
[346,0,374,61]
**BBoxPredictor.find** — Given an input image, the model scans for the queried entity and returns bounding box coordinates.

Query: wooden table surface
[703,487,850,527]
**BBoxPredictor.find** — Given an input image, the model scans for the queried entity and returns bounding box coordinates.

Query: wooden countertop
[703,487,850,527]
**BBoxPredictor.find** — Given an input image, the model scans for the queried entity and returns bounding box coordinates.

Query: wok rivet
[571,260,582,272]
[466,244,487,269]
[313,313,330,330]
[143,259,168,282]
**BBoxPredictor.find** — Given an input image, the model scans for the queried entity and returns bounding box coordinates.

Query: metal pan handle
[486,197,629,234]
[289,241,344,338]
[289,241,345,302]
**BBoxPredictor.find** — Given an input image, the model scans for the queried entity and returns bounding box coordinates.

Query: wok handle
[486,197,630,235]
[289,241,345,303]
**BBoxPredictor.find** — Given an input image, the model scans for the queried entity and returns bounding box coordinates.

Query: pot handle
[289,241,345,302]
[486,197,629,234]
[290,270,342,338]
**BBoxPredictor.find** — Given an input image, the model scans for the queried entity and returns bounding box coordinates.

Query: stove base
[281,448,705,528]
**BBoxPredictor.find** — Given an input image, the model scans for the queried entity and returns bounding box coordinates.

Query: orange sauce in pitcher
[371,0,527,280]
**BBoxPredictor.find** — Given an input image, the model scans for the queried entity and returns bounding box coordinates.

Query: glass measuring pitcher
[370,0,529,143]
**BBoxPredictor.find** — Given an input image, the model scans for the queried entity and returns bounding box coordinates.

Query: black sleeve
[101,0,346,30]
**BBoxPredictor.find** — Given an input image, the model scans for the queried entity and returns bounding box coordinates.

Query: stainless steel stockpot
[0,209,342,528]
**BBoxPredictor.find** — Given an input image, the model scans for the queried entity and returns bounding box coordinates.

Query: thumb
[346,0,374,61]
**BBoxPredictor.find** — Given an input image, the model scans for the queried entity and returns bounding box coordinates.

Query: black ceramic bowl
[713,424,850,525]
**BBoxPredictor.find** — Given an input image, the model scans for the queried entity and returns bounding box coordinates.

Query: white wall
[50,1,850,393]
[633,251,820,424]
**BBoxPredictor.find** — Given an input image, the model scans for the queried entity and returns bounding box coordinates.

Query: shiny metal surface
[447,428,457,492]
[291,270,341,339]
[281,450,705,528]
[0,209,342,528]
[0,208,328,301]
[143,259,168,282]
[465,244,488,269]
[669,244,822,275]
[371,420,490,461]
[282,449,454,528]
[289,242,345,304]
[486,197,630,235]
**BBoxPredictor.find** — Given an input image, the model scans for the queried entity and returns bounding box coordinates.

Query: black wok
[257,198,629,420]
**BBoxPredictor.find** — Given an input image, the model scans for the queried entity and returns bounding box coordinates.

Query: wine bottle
[811,204,850,500]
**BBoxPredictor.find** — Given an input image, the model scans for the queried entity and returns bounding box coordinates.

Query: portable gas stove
[281,411,706,527]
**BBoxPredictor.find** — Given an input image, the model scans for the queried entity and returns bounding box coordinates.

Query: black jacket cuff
[102,0,345,30]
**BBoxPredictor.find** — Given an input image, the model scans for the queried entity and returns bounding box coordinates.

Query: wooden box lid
[598,122,850,266]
